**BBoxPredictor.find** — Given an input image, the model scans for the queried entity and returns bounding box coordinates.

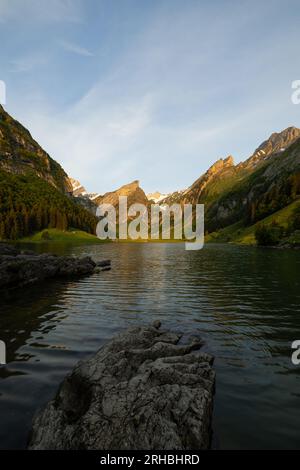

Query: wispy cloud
[5,0,300,194]
[60,40,94,57]
[19,92,155,191]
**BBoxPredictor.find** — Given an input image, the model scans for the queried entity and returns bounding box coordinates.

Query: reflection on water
[0,242,300,449]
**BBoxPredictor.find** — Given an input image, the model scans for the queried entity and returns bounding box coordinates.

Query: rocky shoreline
[0,243,110,289]
[277,242,300,250]
[28,321,215,450]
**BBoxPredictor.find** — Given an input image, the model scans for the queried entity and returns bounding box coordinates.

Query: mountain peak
[147,191,170,203]
[207,155,235,175]
[69,177,87,197]
[94,180,148,208]
[224,155,234,166]
[256,126,300,153]
[121,180,140,190]
[239,126,300,170]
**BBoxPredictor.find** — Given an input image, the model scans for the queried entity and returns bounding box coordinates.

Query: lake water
[0,242,300,449]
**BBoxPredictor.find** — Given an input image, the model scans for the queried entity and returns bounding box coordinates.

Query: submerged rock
[94,266,111,273]
[96,259,111,267]
[28,322,215,450]
[94,259,112,273]
[0,244,100,289]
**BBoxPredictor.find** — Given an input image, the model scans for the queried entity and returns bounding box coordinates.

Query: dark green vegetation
[255,222,285,246]
[254,205,300,246]
[20,228,103,244]
[205,145,300,235]
[0,105,98,240]
[0,105,71,193]
[162,127,300,246]
[2,103,300,247]
[0,170,97,239]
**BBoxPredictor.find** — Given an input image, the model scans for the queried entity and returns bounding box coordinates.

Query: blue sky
[1,0,300,194]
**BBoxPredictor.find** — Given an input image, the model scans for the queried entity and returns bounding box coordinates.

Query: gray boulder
[0,245,97,289]
[28,322,215,450]
[0,243,20,256]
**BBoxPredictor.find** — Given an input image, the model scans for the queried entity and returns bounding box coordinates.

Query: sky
[1,0,300,194]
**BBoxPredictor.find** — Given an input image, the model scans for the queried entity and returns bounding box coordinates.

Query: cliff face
[69,177,87,197]
[0,106,98,240]
[162,128,300,211]
[239,127,300,171]
[95,180,149,208]
[183,155,236,205]
[158,127,300,237]
[206,128,300,231]
[161,155,236,206]
[0,105,72,194]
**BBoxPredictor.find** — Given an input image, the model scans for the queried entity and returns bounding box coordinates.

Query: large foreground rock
[28,322,215,450]
[0,243,97,289]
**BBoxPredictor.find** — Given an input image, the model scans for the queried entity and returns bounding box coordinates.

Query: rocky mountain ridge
[0,106,97,239]
[0,105,72,194]
[160,128,300,209]
[1,101,300,244]
[146,191,170,203]
[239,126,300,171]
[165,155,236,206]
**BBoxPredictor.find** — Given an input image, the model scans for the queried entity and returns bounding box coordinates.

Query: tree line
[248,172,300,225]
[0,170,97,240]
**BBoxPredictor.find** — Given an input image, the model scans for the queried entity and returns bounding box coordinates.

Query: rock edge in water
[0,243,110,289]
[28,322,215,450]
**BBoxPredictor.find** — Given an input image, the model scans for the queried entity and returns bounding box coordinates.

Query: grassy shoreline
[2,225,299,249]
[16,228,106,245]
[206,199,300,246]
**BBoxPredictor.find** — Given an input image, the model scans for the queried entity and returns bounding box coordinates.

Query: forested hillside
[205,136,300,233]
[160,127,300,245]
[0,105,99,240]
[0,170,97,240]
[0,105,72,193]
